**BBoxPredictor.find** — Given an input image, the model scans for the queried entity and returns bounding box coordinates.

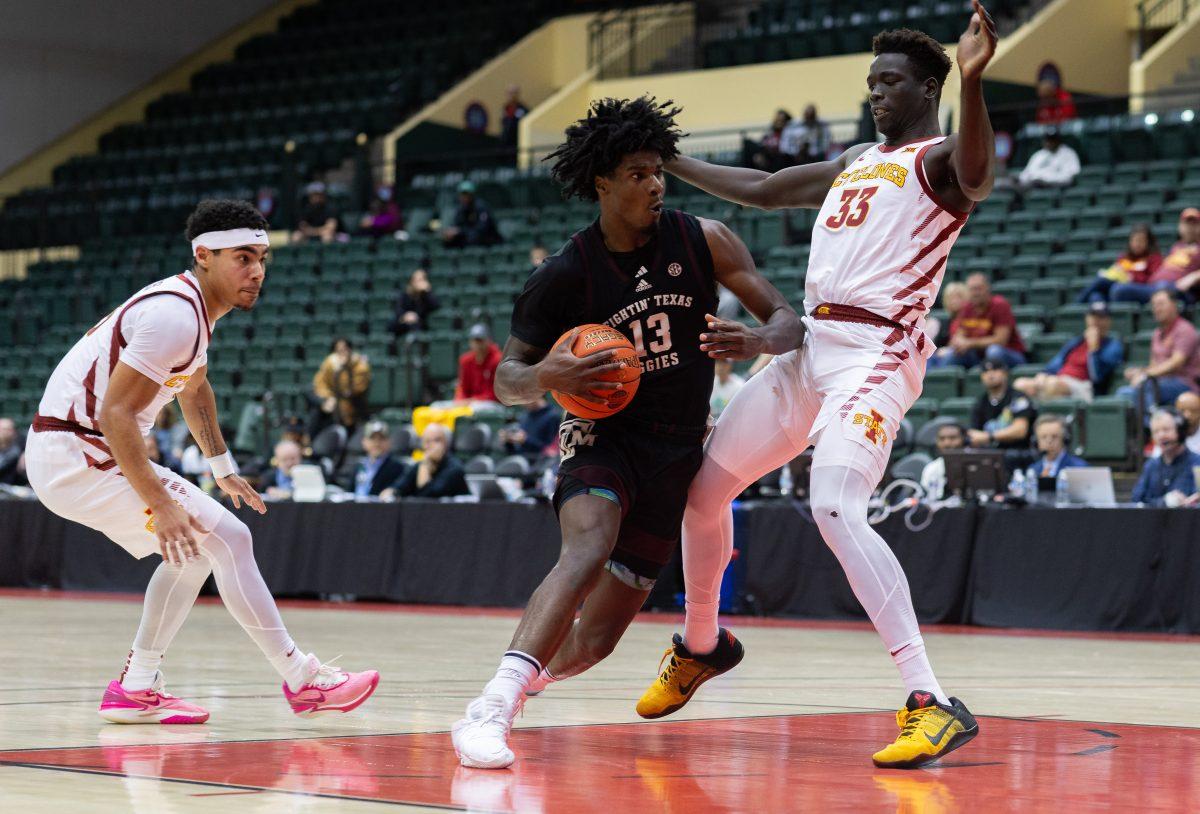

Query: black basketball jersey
[510,209,719,428]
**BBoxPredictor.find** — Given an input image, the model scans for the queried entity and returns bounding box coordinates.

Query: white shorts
[1061,375,1094,402]
[24,430,227,560]
[706,317,926,487]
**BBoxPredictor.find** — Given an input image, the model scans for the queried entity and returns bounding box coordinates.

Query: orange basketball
[550,324,642,419]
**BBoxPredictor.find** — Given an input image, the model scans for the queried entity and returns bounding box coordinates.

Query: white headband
[191,228,270,255]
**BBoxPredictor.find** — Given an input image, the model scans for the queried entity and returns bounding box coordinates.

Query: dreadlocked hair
[547,96,685,202]
[872,28,952,87]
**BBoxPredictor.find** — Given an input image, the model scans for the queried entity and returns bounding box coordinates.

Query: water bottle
[1009,468,1026,500]
[541,465,557,499]
[1055,469,1070,507]
[1026,469,1039,503]
[779,464,794,498]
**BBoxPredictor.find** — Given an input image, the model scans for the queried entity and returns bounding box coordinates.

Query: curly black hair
[872,28,952,88]
[184,199,268,241]
[547,96,685,202]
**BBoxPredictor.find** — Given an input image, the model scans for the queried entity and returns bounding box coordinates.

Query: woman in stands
[1075,223,1162,304]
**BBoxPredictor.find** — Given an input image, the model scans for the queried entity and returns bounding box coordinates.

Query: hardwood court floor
[1,590,1198,812]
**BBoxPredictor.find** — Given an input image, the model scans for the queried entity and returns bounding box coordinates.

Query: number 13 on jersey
[826,185,878,230]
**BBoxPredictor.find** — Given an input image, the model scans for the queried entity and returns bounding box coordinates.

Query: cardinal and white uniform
[25,271,225,556]
[709,136,970,484]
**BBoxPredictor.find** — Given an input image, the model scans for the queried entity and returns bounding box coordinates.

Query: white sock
[891,638,949,705]
[120,648,163,692]
[270,643,310,692]
[483,651,540,709]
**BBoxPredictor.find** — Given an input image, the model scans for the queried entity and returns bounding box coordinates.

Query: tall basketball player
[25,200,379,724]
[451,97,805,768]
[637,4,998,769]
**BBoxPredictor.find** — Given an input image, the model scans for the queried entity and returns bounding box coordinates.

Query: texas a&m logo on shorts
[559,418,597,461]
[852,409,888,445]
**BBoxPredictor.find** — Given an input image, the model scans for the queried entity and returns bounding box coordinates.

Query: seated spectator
[179,433,207,483]
[1132,410,1200,507]
[781,104,830,165]
[920,422,966,500]
[1118,290,1200,412]
[455,324,502,402]
[1034,63,1076,125]
[144,433,181,474]
[1014,301,1124,402]
[152,405,189,469]
[710,358,745,418]
[1176,392,1200,454]
[384,423,468,499]
[500,397,559,459]
[1024,415,1087,487]
[968,359,1036,452]
[262,439,304,499]
[1017,128,1079,189]
[930,273,1026,368]
[291,182,339,244]
[529,244,549,272]
[928,281,967,348]
[312,337,371,433]
[1112,209,1200,304]
[357,186,403,238]
[353,420,409,498]
[1076,224,1162,304]
[442,181,502,248]
[392,268,440,336]
[0,417,26,486]
[748,109,793,172]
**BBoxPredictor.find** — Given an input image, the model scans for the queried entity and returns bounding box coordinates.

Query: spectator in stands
[500,85,529,149]
[710,358,745,418]
[255,186,277,224]
[1076,223,1162,304]
[357,185,403,238]
[920,422,966,500]
[930,273,1027,368]
[152,405,189,469]
[391,268,440,336]
[442,181,502,248]
[292,182,339,244]
[353,420,408,498]
[500,396,559,459]
[529,244,549,272]
[1176,391,1200,454]
[928,281,967,349]
[1034,62,1076,125]
[312,337,372,432]
[144,433,181,475]
[455,324,502,402]
[1132,409,1200,507]
[1014,301,1124,402]
[386,423,468,499]
[179,433,207,483]
[1118,289,1200,411]
[0,417,26,486]
[748,109,793,172]
[1113,210,1200,303]
[1024,414,1087,485]
[968,359,1037,453]
[1017,128,1079,190]
[262,439,304,499]
[781,104,830,165]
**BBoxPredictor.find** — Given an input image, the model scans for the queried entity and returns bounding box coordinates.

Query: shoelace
[469,694,522,732]
[656,648,682,685]
[898,707,935,740]
[310,655,347,690]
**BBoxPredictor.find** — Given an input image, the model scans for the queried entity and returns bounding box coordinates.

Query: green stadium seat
[922,367,963,401]
[1027,279,1067,308]
[906,399,938,428]
[1080,396,1131,461]
[937,397,976,425]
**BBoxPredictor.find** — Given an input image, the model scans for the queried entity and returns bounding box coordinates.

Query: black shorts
[552,415,706,581]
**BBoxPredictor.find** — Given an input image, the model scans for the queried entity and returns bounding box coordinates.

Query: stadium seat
[1080,397,1131,461]
[922,367,963,401]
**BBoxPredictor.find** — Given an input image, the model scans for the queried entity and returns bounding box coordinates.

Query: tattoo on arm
[197,405,219,457]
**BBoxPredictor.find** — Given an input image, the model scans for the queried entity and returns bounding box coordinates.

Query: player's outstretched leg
[197,512,379,716]
[808,461,977,767]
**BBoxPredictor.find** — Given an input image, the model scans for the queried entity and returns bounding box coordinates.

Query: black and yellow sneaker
[635,629,744,719]
[872,691,979,769]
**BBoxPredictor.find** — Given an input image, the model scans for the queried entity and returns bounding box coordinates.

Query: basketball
[550,324,641,419]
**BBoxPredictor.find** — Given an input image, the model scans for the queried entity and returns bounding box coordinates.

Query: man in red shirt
[1113,208,1200,303]
[1119,289,1200,411]
[930,273,1026,368]
[454,324,502,402]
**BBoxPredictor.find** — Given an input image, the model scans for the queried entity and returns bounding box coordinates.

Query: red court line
[3,587,1199,644]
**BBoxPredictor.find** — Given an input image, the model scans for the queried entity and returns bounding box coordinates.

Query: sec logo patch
[667,262,682,276]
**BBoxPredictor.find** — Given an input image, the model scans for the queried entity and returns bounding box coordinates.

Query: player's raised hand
[699,313,767,360]
[957,0,997,81]
[217,474,267,514]
[537,327,628,405]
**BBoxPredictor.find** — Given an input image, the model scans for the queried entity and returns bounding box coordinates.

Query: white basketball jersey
[37,272,212,465]
[804,136,970,338]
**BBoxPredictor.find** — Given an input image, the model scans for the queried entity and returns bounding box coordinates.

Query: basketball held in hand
[551,324,642,419]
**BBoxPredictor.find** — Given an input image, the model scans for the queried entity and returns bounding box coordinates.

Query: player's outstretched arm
[699,219,804,360]
[667,144,872,211]
[178,368,265,514]
[495,334,626,407]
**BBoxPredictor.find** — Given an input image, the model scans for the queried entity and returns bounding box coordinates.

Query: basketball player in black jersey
[452,97,805,768]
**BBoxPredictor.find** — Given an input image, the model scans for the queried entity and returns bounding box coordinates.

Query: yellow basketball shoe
[872,691,979,769]
[636,629,743,719]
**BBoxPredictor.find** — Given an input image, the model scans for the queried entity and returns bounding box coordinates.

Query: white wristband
[206,451,237,479]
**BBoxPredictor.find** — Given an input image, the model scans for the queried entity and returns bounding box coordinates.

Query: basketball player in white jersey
[636,4,998,768]
[25,200,379,724]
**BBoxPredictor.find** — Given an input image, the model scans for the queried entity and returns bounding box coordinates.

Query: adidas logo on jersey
[635,279,652,292]
[635,266,649,277]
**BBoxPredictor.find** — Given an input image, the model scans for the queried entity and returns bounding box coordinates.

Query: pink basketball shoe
[282,654,380,717]
[98,673,210,724]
